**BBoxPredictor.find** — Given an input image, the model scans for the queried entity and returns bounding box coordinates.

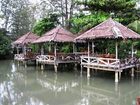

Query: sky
[29,0,40,4]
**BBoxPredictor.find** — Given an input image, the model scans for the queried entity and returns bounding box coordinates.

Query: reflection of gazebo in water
[33,26,79,72]
[75,18,140,82]
[13,32,39,66]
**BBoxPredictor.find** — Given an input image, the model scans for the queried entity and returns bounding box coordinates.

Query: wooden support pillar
[87,67,90,78]
[41,44,44,55]
[131,68,134,77]
[23,45,27,55]
[88,42,90,57]
[36,61,38,66]
[54,65,58,73]
[131,43,134,58]
[40,43,44,70]
[119,71,121,80]
[73,43,77,53]
[18,61,20,67]
[115,71,119,83]
[92,41,95,55]
[24,61,27,68]
[54,43,58,73]
[80,65,83,76]
[115,41,118,59]
[41,64,44,70]
[16,46,19,54]
[74,63,77,71]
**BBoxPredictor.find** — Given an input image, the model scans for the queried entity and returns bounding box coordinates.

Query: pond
[0,60,140,105]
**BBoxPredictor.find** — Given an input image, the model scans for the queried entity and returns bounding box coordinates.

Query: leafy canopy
[0,29,11,58]
[33,14,59,36]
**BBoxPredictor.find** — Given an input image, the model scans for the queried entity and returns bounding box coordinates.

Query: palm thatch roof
[12,32,39,46]
[33,26,75,43]
[75,18,140,41]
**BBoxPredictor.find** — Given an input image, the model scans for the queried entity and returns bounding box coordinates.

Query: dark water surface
[0,60,140,105]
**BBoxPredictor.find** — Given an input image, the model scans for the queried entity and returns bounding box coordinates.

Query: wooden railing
[36,53,83,64]
[14,54,25,61]
[36,55,55,63]
[81,56,120,69]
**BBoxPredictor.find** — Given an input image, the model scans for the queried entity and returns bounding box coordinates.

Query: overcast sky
[29,0,40,4]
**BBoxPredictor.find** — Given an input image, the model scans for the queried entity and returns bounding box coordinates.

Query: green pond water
[0,60,140,105]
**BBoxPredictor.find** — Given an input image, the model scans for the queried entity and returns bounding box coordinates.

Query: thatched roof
[33,26,75,43]
[75,18,140,41]
[12,32,39,45]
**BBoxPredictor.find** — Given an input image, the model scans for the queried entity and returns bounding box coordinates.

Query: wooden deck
[80,55,140,82]
[36,53,87,72]
[14,53,37,67]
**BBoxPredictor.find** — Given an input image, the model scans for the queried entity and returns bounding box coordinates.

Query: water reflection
[0,60,140,105]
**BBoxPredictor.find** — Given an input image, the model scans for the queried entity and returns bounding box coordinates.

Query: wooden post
[41,64,44,70]
[17,46,19,54]
[92,41,95,55]
[80,65,83,76]
[88,42,90,57]
[87,42,91,78]
[40,43,44,70]
[115,41,118,59]
[54,43,57,58]
[54,43,58,73]
[41,44,44,55]
[24,61,27,68]
[115,71,119,83]
[131,68,134,77]
[54,65,58,73]
[23,45,27,55]
[87,67,90,78]
[119,71,121,80]
[131,42,134,58]
[73,43,76,53]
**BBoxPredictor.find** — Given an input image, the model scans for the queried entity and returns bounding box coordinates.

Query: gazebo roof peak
[12,32,39,46]
[75,18,140,41]
[33,26,75,43]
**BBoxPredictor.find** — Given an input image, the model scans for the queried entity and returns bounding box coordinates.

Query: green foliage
[0,29,11,58]
[33,14,59,36]
[128,20,140,34]
[77,0,139,21]
[70,12,109,33]
[60,44,73,53]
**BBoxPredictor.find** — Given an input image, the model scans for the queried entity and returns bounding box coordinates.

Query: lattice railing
[14,54,25,61]
[36,55,55,63]
[81,56,120,69]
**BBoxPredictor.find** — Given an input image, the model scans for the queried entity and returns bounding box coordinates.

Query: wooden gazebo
[33,26,78,72]
[13,32,39,66]
[75,18,140,82]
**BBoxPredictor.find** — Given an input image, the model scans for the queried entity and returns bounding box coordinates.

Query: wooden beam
[88,42,90,57]
[115,71,119,83]
[92,41,95,55]
[115,41,118,59]
[41,43,44,55]
[131,42,134,58]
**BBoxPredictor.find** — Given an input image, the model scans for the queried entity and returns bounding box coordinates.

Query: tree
[33,14,59,36]
[70,0,140,33]
[10,0,33,37]
[0,0,12,30]
[0,28,11,59]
